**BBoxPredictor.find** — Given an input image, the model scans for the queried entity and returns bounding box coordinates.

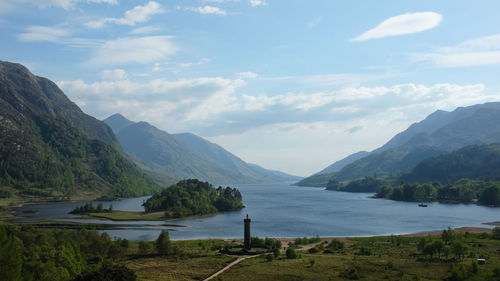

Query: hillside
[400,143,500,183]
[104,114,297,184]
[298,102,500,186]
[0,61,161,200]
[246,163,302,182]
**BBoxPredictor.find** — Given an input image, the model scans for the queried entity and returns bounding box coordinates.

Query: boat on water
[418,203,428,207]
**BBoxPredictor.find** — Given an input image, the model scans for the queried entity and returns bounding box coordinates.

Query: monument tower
[244,214,251,250]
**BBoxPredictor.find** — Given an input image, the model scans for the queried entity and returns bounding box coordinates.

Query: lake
[12,183,499,241]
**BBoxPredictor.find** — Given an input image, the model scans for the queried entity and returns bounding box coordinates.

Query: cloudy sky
[2,0,500,176]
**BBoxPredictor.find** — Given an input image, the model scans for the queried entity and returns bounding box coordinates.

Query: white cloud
[57,77,245,129]
[100,69,128,80]
[411,33,500,67]
[182,5,227,16]
[18,25,70,42]
[237,71,258,79]
[153,62,161,72]
[4,0,116,10]
[351,12,442,42]
[86,1,164,28]
[88,36,177,65]
[177,58,211,68]
[201,0,240,3]
[129,25,162,35]
[307,17,322,29]
[249,0,267,7]
[18,26,103,47]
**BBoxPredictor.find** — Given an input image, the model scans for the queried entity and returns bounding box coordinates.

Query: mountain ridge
[104,114,300,185]
[0,61,161,200]
[298,102,500,186]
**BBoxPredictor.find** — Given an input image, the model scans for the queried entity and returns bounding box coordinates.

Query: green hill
[0,61,161,200]
[298,102,500,186]
[400,143,500,183]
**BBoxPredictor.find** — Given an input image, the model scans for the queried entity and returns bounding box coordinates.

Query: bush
[273,248,280,257]
[266,254,274,261]
[72,264,137,281]
[358,247,371,256]
[339,267,359,280]
[308,246,320,254]
[286,248,297,259]
[138,241,150,255]
[323,248,335,254]
[327,239,345,251]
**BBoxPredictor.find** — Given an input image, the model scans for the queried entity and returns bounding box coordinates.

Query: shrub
[286,248,297,259]
[327,239,345,251]
[266,254,274,262]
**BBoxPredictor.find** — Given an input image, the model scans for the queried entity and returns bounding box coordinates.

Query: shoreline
[172,226,495,242]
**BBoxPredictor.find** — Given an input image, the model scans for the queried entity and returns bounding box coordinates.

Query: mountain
[102,113,135,135]
[296,150,369,186]
[400,143,500,183]
[314,151,370,175]
[246,163,302,182]
[298,102,500,186]
[104,114,298,184]
[0,61,161,200]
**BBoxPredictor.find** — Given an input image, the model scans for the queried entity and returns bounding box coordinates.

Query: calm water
[13,183,500,241]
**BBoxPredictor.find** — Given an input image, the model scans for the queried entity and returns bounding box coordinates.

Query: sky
[2,0,500,176]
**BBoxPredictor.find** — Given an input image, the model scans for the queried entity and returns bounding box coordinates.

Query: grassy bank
[88,210,166,221]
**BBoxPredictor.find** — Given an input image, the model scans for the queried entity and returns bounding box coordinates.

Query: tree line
[375,179,500,206]
[0,224,136,281]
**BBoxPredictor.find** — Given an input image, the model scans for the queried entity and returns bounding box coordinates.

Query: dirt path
[203,255,260,281]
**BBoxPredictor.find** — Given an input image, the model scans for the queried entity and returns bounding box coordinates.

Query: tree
[493,227,500,240]
[417,238,427,253]
[432,240,445,259]
[442,227,454,244]
[423,244,436,258]
[155,230,172,255]
[479,185,500,206]
[451,241,467,260]
[0,226,22,281]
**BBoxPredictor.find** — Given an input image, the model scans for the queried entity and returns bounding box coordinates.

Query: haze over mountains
[104,113,301,185]
[298,102,500,186]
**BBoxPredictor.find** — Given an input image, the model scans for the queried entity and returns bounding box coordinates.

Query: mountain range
[0,61,161,200]
[298,102,500,186]
[104,113,301,185]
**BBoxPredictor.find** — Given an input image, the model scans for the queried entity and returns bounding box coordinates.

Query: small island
[70,179,244,221]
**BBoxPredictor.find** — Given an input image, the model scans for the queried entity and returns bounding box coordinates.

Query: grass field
[122,230,500,281]
[125,239,236,281]
[213,234,500,281]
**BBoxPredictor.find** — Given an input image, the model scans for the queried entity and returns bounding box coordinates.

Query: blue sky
[2,0,500,176]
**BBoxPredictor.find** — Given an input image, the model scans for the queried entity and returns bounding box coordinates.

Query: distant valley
[104,113,301,185]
